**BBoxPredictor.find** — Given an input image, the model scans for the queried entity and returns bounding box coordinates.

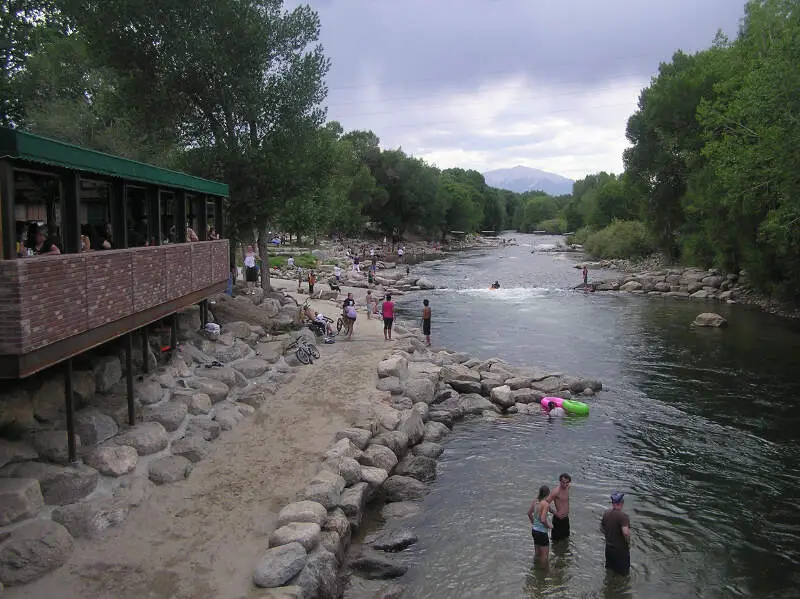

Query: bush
[583,220,654,259]
[565,226,593,246]
[268,253,317,269]
[536,218,568,234]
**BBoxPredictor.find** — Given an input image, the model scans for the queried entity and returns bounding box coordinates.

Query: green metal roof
[0,127,229,197]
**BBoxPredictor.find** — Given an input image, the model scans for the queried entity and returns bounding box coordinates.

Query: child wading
[422,299,432,346]
[382,294,395,341]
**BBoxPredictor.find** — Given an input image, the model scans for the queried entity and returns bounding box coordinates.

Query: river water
[387,233,800,599]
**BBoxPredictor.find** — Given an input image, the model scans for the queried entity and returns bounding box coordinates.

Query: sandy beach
[5,283,402,599]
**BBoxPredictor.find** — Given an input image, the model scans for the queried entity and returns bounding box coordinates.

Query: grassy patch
[267,253,317,269]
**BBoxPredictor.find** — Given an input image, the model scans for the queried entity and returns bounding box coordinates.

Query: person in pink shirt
[381,293,395,341]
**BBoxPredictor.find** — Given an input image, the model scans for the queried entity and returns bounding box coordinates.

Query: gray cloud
[292,0,746,178]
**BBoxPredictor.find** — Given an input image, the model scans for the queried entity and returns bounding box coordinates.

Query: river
[383,233,800,599]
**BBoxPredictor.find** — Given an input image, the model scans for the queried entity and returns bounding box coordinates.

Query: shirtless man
[545,473,572,541]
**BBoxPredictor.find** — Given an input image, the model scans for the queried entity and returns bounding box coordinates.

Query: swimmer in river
[491,280,500,289]
[545,473,572,542]
[544,400,566,417]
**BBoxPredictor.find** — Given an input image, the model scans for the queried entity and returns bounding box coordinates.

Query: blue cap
[610,492,625,504]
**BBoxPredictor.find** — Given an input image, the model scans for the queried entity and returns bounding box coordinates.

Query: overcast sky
[296,0,746,179]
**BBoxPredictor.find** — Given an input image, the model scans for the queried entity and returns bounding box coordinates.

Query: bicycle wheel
[306,343,320,359]
[295,347,311,365]
[336,318,344,333]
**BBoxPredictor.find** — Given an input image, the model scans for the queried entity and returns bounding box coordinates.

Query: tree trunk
[258,228,271,292]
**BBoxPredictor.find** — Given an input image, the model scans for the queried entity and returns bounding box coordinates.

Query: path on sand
[6,301,391,599]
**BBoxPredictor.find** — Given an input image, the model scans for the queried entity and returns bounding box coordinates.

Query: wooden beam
[0,160,16,259]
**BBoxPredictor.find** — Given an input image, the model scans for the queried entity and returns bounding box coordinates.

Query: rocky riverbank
[0,270,601,598]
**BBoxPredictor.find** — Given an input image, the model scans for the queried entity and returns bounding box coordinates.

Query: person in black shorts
[527,485,553,564]
[381,293,395,341]
[421,298,432,346]
[546,473,571,542]
[601,492,631,575]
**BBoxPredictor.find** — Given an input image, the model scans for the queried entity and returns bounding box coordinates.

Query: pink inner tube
[540,396,565,410]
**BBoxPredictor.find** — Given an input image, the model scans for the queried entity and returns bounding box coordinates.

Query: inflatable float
[540,396,590,416]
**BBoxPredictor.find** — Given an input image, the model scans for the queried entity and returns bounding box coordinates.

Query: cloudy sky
[298,0,746,179]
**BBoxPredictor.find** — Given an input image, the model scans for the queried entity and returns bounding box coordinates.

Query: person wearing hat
[601,492,631,575]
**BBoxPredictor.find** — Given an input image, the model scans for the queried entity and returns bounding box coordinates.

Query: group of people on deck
[528,474,631,576]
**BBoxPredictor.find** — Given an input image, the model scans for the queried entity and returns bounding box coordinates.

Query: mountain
[482,165,574,196]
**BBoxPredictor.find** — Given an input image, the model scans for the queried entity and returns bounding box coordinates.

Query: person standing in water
[582,265,589,287]
[421,299,432,346]
[545,473,572,542]
[601,492,631,575]
[527,485,553,564]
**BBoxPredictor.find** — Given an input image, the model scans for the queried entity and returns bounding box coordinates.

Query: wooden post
[175,189,187,243]
[171,313,178,350]
[64,359,78,464]
[60,172,81,254]
[126,333,135,425]
[141,327,150,373]
[0,160,15,260]
[111,180,127,249]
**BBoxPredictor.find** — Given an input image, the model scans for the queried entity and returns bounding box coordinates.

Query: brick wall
[0,239,228,355]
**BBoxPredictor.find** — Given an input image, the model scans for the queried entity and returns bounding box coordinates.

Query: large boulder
[148,456,193,484]
[141,402,188,432]
[334,428,371,450]
[440,364,480,384]
[398,409,425,445]
[370,431,409,459]
[448,379,482,394]
[31,431,80,465]
[186,377,230,403]
[376,376,404,395]
[348,547,408,579]
[115,422,169,455]
[230,358,269,379]
[2,462,98,506]
[366,528,418,552]
[170,435,211,463]
[339,482,369,529]
[288,546,340,599]
[461,394,496,415]
[51,497,128,538]
[84,444,138,477]
[92,355,122,393]
[135,380,164,405]
[185,416,221,441]
[692,312,728,328]
[325,438,364,461]
[0,520,73,586]
[277,501,328,528]
[222,321,252,340]
[394,455,437,482]
[321,457,362,486]
[359,444,398,472]
[74,410,119,446]
[423,421,450,443]
[381,501,422,521]
[403,378,435,404]
[620,280,643,292]
[0,440,37,470]
[192,365,241,388]
[0,479,44,526]
[382,475,430,502]
[301,470,346,509]
[253,542,308,588]
[269,522,321,552]
[377,356,409,380]
[489,385,514,409]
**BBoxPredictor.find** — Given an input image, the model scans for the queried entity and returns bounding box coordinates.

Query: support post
[175,190,187,244]
[111,180,127,249]
[198,194,209,241]
[64,358,78,464]
[170,313,178,350]
[126,332,135,425]
[0,160,16,260]
[60,172,81,254]
[141,327,150,373]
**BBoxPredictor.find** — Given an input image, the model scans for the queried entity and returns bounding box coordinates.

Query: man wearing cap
[601,492,631,575]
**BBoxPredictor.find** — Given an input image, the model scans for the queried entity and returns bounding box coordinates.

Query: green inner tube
[562,399,590,416]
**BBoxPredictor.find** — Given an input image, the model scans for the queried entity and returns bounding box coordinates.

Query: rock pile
[592,266,744,303]
[254,334,602,598]
[0,302,318,588]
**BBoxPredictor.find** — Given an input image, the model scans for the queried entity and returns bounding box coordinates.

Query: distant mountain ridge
[483,165,574,196]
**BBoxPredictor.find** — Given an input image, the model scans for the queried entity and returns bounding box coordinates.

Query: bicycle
[285,337,319,365]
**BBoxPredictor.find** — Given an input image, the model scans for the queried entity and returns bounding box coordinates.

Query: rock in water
[382,475,430,502]
[691,312,728,328]
[349,547,408,579]
[366,527,418,552]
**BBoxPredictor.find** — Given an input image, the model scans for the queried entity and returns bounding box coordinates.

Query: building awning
[0,127,229,197]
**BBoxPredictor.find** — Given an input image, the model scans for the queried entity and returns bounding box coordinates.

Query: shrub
[267,253,317,269]
[565,225,593,246]
[536,218,568,234]
[583,220,654,259]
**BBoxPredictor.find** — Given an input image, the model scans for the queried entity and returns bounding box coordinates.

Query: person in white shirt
[244,245,258,293]
[334,265,342,282]
[287,256,295,268]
